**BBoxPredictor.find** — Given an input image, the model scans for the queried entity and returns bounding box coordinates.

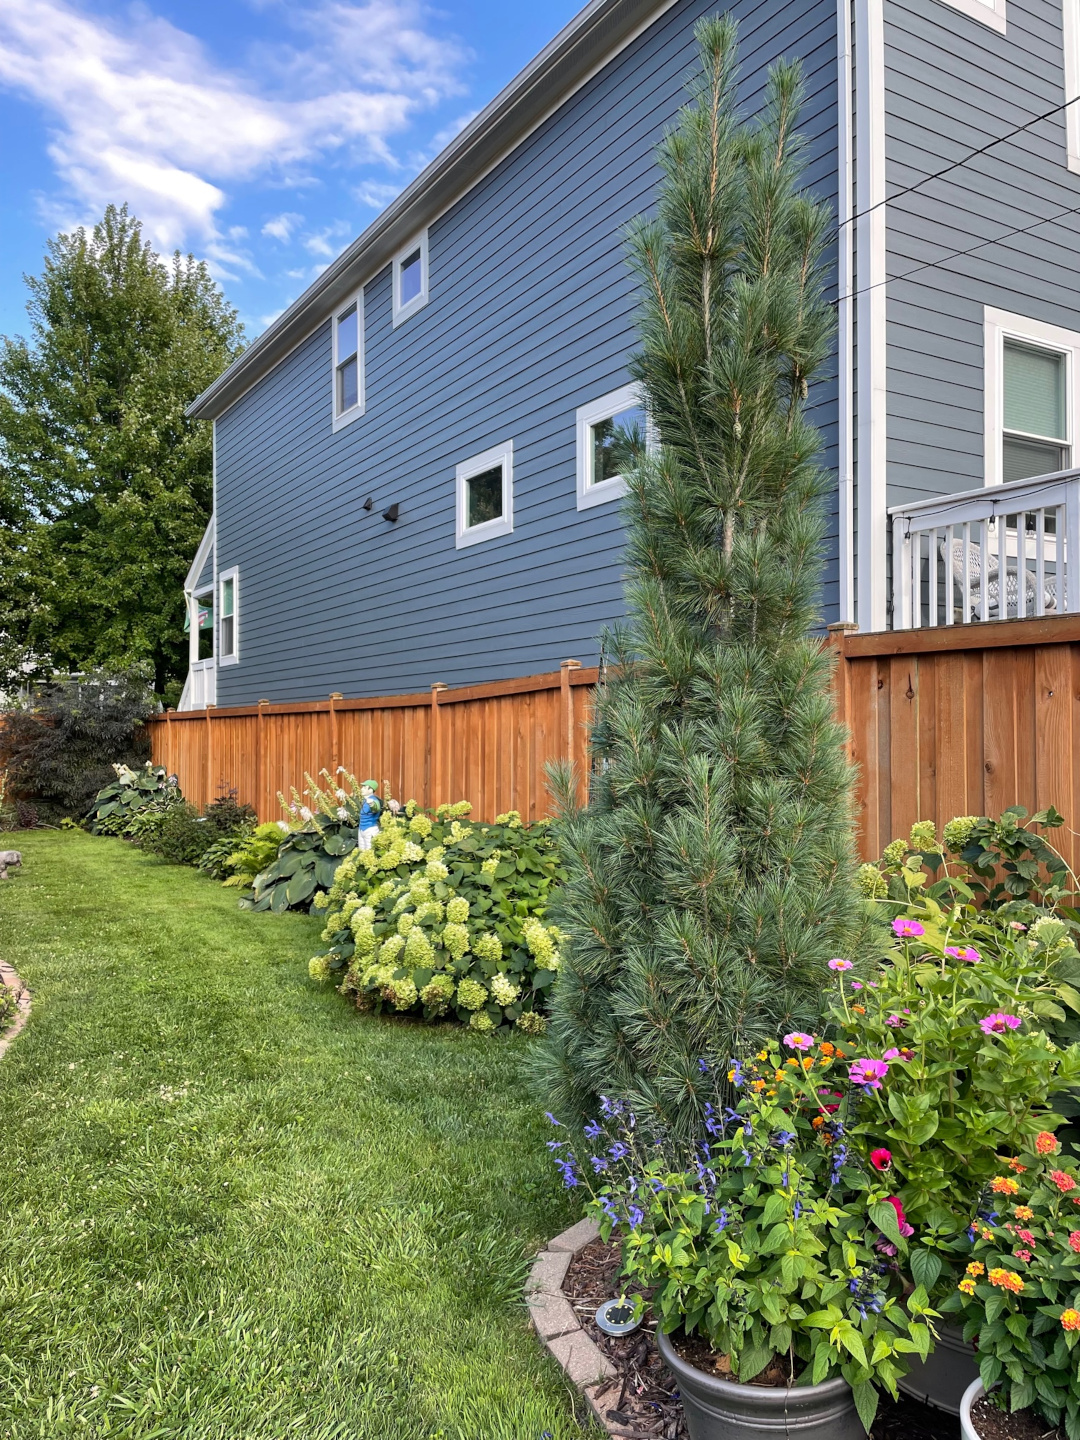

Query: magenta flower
[849,1058,890,1089]
[829,958,853,972]
[883,1047,914,1061]
[892,918,925,939]
[885,1014,905,1028]
[945,945,981,963]
[980,1013,1022,1035]
[783,1031,815,1051]
[850,980,863,991]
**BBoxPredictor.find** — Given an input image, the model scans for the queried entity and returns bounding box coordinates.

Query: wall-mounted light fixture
[362,496,374,511]
[383,503,400,522]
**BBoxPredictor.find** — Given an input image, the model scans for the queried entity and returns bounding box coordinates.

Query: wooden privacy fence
[147,662,597,824]
[148,615,1080,870]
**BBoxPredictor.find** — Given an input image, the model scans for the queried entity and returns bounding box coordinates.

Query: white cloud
[303,221,353,257]
[0,0,471,256]
[354,180,402,210]
[263,211,304,242]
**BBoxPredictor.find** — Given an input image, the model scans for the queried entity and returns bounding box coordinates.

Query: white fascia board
[186,0,678,422]
[184,512,215,592]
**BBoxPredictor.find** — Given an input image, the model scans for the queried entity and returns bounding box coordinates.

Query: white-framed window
[984,308,1080,485]
[933,0,1005,34]
[575,384,649,510]
[1065,0,1080,172]
[392,230,429,327]
[332,290,364,430]
[455,441,514,548]
[218,567,239,665]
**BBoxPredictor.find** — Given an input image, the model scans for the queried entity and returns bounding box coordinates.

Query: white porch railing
[890,469,1080,629]
[179,657,216,711]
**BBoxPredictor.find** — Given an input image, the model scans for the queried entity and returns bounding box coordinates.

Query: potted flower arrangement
[948,1134,1080,1439]
[547,1040,938,1439]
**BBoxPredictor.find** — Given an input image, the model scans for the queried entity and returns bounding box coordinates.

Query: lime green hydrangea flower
[377,933,405,966]
[312,891,331,910]
[881,839,908,869]
[409,813,433,838]
[387,977,418,1011]
[857,863,888,899]
[469,1011,496,1034]
[426,859,450,882]
[419,973,455,1014]
[414,900,445,927]
[352,923,377,957]
[308,955,331,981]
[405,799,418,818]
[943,815,980,853]
[909,820,941,853]
[472,931,503,963]
[446,896,470,924]
[516,1010,547,1035]
[457,977,487,1010]
[490,973,520,1006]
[495,811,522,827]
[397,912,416,936]
[522,917,560,969]
[480,857,498,876]
[426,845,446,861]
[403,841,424,862]
[404,927,434,968]
[442,922,470,961]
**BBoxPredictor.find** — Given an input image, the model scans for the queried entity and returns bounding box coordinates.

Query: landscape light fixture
[594,1299,641,1337]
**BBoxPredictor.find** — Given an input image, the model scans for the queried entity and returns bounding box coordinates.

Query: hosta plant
[245,770,369,912]
[309,804,565,1034]
[949,1137,1080,1439]
[548,1044,938,1434]
[85,762,181,835]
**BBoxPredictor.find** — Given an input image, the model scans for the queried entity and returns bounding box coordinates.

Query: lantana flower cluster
[307,805,564,1034]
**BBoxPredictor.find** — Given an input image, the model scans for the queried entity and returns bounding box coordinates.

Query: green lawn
[0,832,591,1440]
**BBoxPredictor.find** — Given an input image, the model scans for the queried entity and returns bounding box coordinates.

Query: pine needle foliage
[537,17,867,1137]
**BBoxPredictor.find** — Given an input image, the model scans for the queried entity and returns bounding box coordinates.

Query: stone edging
[526,1216,623,1435]
[0,960,31,1062]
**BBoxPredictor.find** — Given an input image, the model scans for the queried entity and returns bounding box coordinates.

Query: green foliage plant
[0,204,244,693]
[537,17,866,1136]
[134,793,256,868]
[0,981,18,1034]
[6,668,155,820]
[309,803,565,1034]
[86,761,180,835]
[548,1046,938,1434]
[824,907,1080,1297]
[950,1137,1080,1439]
[244,770,369,912]
[220,823,288,888]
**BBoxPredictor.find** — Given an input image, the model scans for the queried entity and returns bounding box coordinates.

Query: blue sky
[0,0,582,340]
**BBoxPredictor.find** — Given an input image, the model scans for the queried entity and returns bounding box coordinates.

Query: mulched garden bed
[564,1237,961,1440]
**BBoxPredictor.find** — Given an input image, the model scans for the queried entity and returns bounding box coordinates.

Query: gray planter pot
[896,1321,980,1415]
[656,1329,864,1440]
[959,1377,985,1440]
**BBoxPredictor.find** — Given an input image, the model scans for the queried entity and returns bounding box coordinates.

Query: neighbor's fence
[146,662,597,824]
[148,617,1080,871]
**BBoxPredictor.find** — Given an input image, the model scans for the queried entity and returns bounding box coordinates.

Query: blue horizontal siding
[213,0,841,703]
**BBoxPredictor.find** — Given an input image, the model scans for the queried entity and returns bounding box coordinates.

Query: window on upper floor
[332,291,365,429]
[456,441,513,548]
[219,568,239,664]
[393,230,429,327]
[934,0,1005,34]
[576,385,649,510]
[985,308,1080,485]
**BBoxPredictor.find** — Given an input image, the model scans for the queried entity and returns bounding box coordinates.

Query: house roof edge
[186,0,672,421]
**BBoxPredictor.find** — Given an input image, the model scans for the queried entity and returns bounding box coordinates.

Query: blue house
[180,0,1080,709]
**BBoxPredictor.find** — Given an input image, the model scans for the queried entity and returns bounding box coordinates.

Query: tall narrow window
[1003,341,1069,481]
[576,385,650,509]
[219,569,238,663]
[332,291,364,429]
[392,230,429,326]
[455,442,514,548]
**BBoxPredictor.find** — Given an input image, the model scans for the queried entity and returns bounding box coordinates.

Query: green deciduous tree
[0,204,244,695]
[537,17,869,1136]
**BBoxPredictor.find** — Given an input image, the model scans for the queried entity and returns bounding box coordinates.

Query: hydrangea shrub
[308,804,565,1034]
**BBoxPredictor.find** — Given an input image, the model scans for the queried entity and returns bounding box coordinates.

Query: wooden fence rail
[148,614,1080,873]
[147,662,597,824]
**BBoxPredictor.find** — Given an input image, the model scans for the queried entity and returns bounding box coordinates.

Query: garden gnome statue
[357,781,382,851]
[0,851,22,880]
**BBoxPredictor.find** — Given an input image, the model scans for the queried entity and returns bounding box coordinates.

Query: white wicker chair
[942,536,1057,621]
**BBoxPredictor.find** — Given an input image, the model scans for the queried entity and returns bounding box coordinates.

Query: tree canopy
[0,204,244,696]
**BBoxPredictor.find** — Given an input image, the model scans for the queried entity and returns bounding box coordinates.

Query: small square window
[332,293,364,429]
[392,231,429,326]
[456,442,513,548]
[576,385,650,509]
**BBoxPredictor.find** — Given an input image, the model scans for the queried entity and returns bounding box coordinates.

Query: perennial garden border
[0,959,31,1061]
[526,1216,624,1436]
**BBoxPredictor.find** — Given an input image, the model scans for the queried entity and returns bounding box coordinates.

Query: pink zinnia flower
[783,1032,815,1051]
[883,1047,915,1062]
[892,918,925,938]
[883,1195,915,1237]
[980,1013,1022,1035]
[850,980,863,991]
[885,1014,906,1028]
[829,958,853,972]
[850,1058,890,1089]
[945,945,981,963]
[870,1148,892,1170]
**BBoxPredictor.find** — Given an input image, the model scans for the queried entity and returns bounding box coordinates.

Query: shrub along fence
[147,615,1080,867]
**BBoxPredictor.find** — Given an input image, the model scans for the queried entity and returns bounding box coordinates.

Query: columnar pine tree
[538,17,868,1136]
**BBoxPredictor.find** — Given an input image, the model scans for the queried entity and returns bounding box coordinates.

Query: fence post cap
[560,658,583,670]
[431,682,449,691]
[826,622,859,634]
[329,692,344,699]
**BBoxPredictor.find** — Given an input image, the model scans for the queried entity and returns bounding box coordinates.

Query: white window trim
[218,566,239,666]
[1066,0,1080,172]
[455,441,514,549]
[392,230,429,328]
[933,0,1005,34]
[984,307,1080,486]
[575,383,654,511]
[331,288,365,432]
